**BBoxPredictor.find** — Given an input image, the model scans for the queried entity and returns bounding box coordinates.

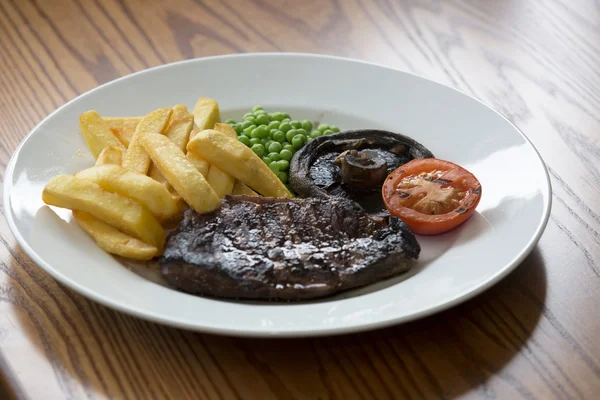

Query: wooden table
[1,0,599,399]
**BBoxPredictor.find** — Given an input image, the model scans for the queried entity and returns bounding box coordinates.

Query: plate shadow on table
[8,244,546,399]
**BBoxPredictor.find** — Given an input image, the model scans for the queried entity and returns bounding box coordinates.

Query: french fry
[214,123,237,138]
[169,104,189,124]
[73,211,159,260]
[79,111,126,158]
[103,117,142,147]
[232,180,259,196]
[42,175,165,250]
[193,98,220,131]
[122,107,172,174]
[185,151,209,177]
[207,165,234,199]
[187,130,292,198]
[166,113,193,148]
[148,113,194,184]
[139,132,220,214]
[95,146,123,166]
[75,165,183,222]
[205,123,237,198]
[189,122,249,198]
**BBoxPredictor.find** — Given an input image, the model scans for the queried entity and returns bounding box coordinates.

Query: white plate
[3,53,551,337]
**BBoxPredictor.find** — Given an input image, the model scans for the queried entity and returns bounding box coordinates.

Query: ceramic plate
[3,53,551,337]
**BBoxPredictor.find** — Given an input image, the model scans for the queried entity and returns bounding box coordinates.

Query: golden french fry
[122,107,172,174]
[187,130,292,198]
[185,151,209,177]
[95,146,123,166]
[169,104,189,124]
[139,132,220,214]
[103,117,142,147]
[232,180,259,196]
[214,123,237,138]
[73,211,159,260]
[193,98,220,131]
[207,165,235,199]
[75,165,183,222]
[42,175,165,250]
[79,111,126,158]
[166,114,194,149]
[148,113,194,184]
[204,123,237,198]
[189,127,201,141]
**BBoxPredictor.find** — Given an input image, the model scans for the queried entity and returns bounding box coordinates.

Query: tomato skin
[382,158,482,235]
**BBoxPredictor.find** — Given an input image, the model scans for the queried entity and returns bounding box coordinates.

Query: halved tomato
[382,158,482,235]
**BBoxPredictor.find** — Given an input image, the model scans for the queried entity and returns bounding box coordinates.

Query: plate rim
[2,52,552,337]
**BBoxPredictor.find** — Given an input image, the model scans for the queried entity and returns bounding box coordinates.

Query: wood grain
[1,0,600,398]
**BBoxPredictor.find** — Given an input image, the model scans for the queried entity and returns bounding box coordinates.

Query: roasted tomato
[382,158,482,235]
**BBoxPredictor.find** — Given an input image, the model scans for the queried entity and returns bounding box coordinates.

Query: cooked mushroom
[335,149,388,190]
[289,129,434,216]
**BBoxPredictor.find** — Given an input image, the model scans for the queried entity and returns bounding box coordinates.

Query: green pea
[269,112,286,121]
[251,144,265,157]
[238,135,251,146]
[256,125,270,138]
[268,121,280,130]
[292,134,307,149]
[278,171,288,184]
[241,120,253,130]
[277,160,289,171]
[262,156,272,164]
[261,138,270,146]
[249,137,261,146]
[250,128,262,139]
[317,124,330,133]
[243,112,254,120]
[273,130,286,143]
[269,129,279,138]
[310,131,323,139]
[252,106,263,112]
[265,139,275,148]
[285,129,298,142]
[295,128,308,137]
[279,149,293,161]
[281,118,291,123]
[253,110,267,117]
[269,161,280,174]
[283,143,294,151]
[290,120,301,129]
[323,129,334,135]
[268,152,281,161]
[255,114,270,126]
[233,124,243,135]
[301,120,313,131]
[330,125,340,133]
[268,142,283,153]
[279,122,292,133]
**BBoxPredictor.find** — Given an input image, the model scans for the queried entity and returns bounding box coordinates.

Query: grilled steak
[160,195,420,300]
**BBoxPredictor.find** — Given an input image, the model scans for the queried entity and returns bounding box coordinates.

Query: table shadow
[9,246,546,399]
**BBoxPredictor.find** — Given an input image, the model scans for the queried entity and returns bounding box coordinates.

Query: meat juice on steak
[160,195,420,300]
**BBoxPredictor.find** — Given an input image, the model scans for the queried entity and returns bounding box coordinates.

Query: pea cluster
[225,106,340,184]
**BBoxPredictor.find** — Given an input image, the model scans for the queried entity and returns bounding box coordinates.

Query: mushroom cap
[289,129,434,216]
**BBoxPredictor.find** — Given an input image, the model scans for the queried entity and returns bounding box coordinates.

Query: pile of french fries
[42,98,292,260]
